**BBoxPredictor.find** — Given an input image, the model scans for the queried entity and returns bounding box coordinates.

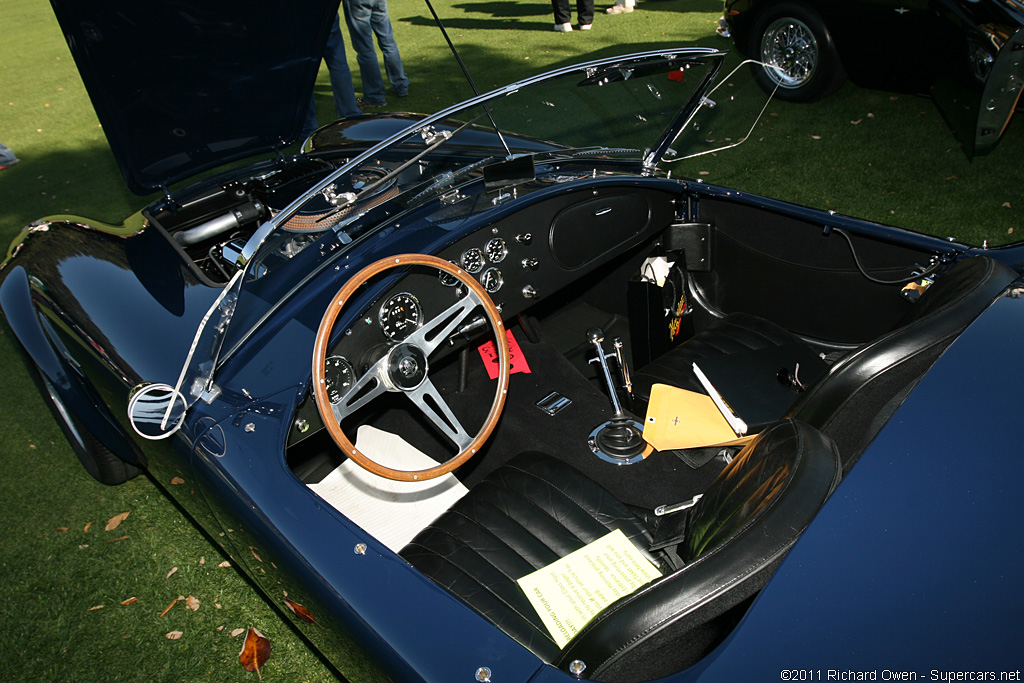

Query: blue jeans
[303,16,362,138]
[342,0,409,105]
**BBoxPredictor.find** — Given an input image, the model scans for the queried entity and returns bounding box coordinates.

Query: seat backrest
[791,255,1018,471]
[555,419,841,682]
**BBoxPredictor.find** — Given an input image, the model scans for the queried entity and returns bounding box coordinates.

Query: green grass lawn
[1,0,1021,680]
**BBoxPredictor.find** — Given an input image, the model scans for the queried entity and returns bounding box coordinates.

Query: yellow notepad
[643,383,755,451]
[517,529,662,648]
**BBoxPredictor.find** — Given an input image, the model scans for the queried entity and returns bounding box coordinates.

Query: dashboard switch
[522,285,539,299]
[522,257,539,270]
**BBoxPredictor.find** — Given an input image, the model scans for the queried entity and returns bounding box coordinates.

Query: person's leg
[551,0,572,28]
[323,15,363,117]
[368,0,409,97]
[343,0,387,106]
[577,0,594,27]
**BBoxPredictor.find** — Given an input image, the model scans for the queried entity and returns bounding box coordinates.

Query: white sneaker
[579,23,592,30]
[554,22,572,31]
[605,4,633,13]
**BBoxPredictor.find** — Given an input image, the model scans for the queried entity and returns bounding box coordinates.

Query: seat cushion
[633,311,807,408]
[400,451,664,663]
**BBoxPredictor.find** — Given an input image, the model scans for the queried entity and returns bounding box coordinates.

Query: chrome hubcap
[761,17,818,88]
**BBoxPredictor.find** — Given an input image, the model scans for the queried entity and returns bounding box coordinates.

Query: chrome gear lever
[586,327,646,464]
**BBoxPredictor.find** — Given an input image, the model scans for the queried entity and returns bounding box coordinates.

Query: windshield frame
[157,48,731,433]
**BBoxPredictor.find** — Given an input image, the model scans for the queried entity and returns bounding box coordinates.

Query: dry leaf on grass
[89,605,104,611]
[159,596,185,617]
[105,512,130,531]
[121,597,138,605]
[185,595,200,611]
[166,566,178,579]
[108,536,129,543]
[239,627,271,674]
[230,627,245,637]
[83,522,92,533]
[170,476,185,485]
[166,631,183,640]
[218,561,231,568]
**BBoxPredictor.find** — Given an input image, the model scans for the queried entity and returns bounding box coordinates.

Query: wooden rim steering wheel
[312,254,510,481]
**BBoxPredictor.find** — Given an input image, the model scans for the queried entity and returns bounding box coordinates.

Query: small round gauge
[324,355,355,405]
[461,247,485,274]
[438,260,460,287]
[379,292,422,341]
[480,267,503,293]
[485,237,508,263]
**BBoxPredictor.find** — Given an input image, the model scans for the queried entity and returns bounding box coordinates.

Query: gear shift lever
[586,327,646,464]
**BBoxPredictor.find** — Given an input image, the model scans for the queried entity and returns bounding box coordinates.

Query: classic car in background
[3,1,1023,681]
[718,0,1024,156]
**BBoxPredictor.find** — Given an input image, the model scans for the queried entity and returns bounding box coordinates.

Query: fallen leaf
[811,135,822,140]
[56,527,69,531]
[159,597,183,617]
[218,561,231,568]
[89,605,104,611]
[185,595,200,611]
[850,119,862,125]
[239,628,271,673]
[121,597,138,605]
[216,625,225,632]
[1002,202,1012,209]
[250,548,262,562]
[166,566,178,579]
[199,556,206,565]
[230,628,245,637]
[283,599,316,624]
[170,476,185,485]
[166,631,184,640]
[108,536,129,543]
[105,512,130,531]
[78,544,89,550]
[83,522,92,533]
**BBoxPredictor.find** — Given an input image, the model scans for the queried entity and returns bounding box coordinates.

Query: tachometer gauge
[324,355,355,405]
[461,247,484,273]
[480,267,503,293]
[485,237,507,263]
[379,292,422,341]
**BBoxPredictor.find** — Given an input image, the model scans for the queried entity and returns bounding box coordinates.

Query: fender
[0,264,144,467]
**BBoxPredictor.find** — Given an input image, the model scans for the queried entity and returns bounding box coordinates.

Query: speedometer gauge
[379,292,422,341]
[324,355,355,405]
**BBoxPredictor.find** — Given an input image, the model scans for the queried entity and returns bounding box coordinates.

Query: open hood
[49,0,341,194]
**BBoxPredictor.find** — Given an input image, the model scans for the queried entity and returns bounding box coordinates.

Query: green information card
[516,528,662,648]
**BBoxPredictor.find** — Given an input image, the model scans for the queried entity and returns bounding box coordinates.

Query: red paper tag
[667,69,684,82]
[477,330,531,380]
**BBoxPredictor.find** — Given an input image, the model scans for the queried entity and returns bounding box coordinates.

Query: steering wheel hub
[387,344,428,390]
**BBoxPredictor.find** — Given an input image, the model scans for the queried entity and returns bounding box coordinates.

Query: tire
[40,373,140,486]
[749,3,846,102]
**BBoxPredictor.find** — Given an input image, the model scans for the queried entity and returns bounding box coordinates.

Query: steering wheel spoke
[408,378,474,451]
[329,358,388,423]
[406,292,483,356]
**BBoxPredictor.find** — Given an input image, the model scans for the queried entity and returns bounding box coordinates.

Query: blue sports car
[3,1,1023,681]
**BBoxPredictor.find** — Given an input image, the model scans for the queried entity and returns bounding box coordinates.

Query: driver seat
[400,419,840,681]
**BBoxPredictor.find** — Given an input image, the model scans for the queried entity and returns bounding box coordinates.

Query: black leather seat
[633,256,1018,469]
[400,419,841,682]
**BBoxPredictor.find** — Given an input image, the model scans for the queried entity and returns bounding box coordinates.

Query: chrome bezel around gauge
[460,247,485,273]
[485,237,508,263]
[438,260,461,287]
[324,355,356,405]
[378,292,423,341]
[480,267,504,293]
